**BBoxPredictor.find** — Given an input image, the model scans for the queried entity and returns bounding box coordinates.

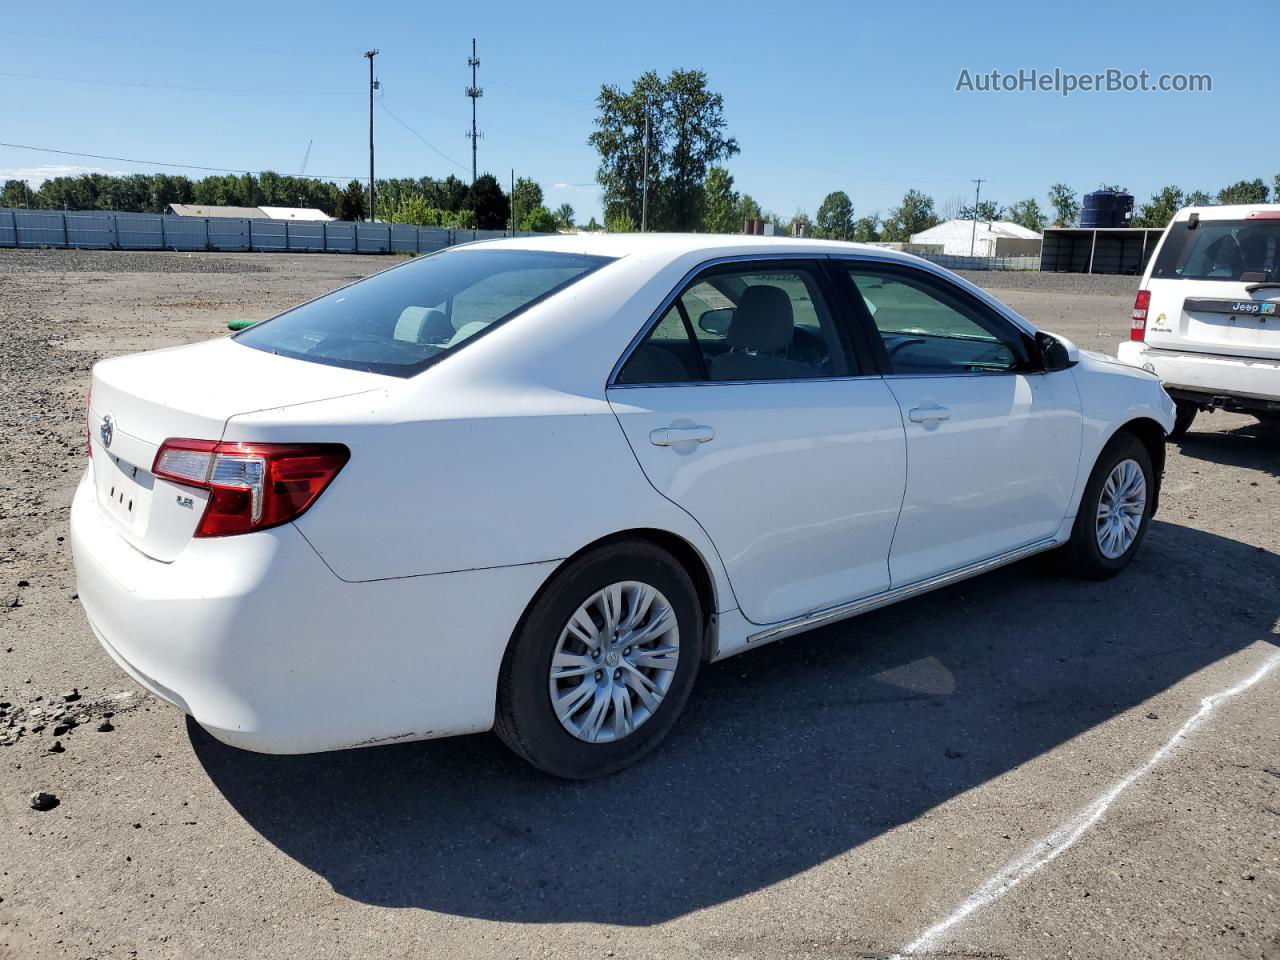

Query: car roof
[1170,203,1280,222]
[454,231,934,267]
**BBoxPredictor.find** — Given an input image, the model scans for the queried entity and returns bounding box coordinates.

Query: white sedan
[71,235,1174,778]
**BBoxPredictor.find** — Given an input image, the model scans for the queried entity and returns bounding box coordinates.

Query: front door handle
[650,425,716,446]
[908,404,951,423]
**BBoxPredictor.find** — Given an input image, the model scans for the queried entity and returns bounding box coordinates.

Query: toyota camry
[71,235,1174,778]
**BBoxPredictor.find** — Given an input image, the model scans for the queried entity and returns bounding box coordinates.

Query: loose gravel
[0,250,1275,960]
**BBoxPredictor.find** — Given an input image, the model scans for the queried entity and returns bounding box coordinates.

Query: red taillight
[152,439,349,537]
[1130,290,1151,341]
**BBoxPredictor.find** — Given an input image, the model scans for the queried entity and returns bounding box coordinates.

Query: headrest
[726,285,793,351]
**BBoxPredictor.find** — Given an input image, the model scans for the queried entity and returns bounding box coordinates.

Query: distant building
[166,204,333,222]
[910,219,1042,258]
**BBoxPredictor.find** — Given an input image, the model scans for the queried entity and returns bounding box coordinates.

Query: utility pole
[969,177,985,256]
[465,39,484,185]
[640,105,650,232]
[364,49,379,222]
[510,168,516,235]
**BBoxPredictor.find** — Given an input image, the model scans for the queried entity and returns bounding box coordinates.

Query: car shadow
[191,519,1278,926]
[1174,419,1280,480]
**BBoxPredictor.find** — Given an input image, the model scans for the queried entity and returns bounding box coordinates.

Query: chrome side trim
[745,537,1059,646]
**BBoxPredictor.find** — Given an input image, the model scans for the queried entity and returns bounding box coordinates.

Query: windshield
[235,248,614,376]
[1153,218,1280,283]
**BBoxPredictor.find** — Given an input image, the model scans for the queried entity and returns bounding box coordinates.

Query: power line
[0,140,366,183]
[0,69,356,98]
[375,102,469,171]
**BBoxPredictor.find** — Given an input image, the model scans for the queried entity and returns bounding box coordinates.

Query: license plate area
[96,451,155,534]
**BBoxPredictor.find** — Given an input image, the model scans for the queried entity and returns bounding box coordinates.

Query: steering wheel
[886,336,927,357]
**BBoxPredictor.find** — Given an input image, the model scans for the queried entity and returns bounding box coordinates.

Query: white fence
[0,208,549,255]
[916,252,1042,272]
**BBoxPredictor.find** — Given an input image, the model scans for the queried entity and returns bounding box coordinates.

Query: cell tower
[465,38,483,184]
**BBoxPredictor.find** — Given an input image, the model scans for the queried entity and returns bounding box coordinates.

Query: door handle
[650,425,715,446]
[908,405,951,423]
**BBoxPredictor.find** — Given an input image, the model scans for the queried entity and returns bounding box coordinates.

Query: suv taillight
[152,439,349,537]
[1130,290,1151,342]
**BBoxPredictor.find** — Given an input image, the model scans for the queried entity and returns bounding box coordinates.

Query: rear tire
[1060,432,1155,580]
[1168,399,1197,440]
[494,540,702,779]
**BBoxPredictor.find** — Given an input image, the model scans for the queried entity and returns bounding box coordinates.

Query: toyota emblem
[100,413,114,448]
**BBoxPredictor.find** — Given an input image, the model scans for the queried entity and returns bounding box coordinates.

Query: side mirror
[1036,331,1079,372]
[698,308,733,336]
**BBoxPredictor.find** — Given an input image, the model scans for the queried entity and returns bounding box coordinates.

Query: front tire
[1060,432,1155,580]
[494,540,702,779]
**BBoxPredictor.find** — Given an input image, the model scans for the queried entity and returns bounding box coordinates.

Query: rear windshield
[1152,218,1280,283]
[235,248,614,376]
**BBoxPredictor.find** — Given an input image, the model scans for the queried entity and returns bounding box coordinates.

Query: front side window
[616,264,850,384]
[236,248,613,377]
[845,266,1022,375]
[1152,218,1280,282]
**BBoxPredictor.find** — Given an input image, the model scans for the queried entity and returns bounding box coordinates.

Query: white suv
[1118,204,1280,437]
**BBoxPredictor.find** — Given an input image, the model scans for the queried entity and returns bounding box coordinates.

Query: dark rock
[52,723,71,737]
[17,580,29,588]
[48,739,64,753]
[62,689,81,702]
[1146,711,1159,720]
[29,791,59,811]
[944,748,965,759]
[96,721,114,732]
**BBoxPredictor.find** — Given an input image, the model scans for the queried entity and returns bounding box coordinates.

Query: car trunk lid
[87,337,385,561]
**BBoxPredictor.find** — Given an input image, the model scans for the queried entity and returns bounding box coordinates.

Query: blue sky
[2,0,1274,222]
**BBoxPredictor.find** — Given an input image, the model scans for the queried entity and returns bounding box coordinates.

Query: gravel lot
[1,250,1277,960]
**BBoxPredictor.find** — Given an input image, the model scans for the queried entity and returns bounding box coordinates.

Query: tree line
[0,170,531,231]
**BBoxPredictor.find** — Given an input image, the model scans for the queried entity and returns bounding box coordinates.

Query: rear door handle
[908,404,951,423]
[650,425,715,446]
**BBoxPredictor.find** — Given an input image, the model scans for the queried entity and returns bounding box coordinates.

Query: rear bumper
[70,469,556,754]
[1116,342,1280,411]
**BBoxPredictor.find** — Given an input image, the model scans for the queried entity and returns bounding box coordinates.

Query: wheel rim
[549,581,680,744]
[1095,458,1147,559]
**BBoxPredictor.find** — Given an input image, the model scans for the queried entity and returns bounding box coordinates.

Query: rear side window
[1153,218,1280,282]
[236,248,613,376]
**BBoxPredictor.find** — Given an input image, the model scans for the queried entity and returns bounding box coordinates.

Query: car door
[606,258,907,626]
[839,261,1082,587]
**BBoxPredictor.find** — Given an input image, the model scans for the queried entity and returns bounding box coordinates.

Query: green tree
[521,205,559,232]
[336,180,367,221]
[788,210,813,238]
[466,173,509,230]
[815,190,854,240]
[1217,178,1269,205]
[554,203,575,229]
[1185,190,1212,207]
[589,68,738,231]
[959,199,1002,221]
[1005,197,1047,232]
[583,216,602,231]
[881,189,939,242]
[701,166,740,232]
[606,210,638,232]
[1048,183,1079,227]
[511,177,544,225]
[851,214,881,242]
[737,193,761,224]
[1132,186,1186,228]
[1,179,34,207]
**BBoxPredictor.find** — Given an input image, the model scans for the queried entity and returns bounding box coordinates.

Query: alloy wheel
[1095,458,1147,559]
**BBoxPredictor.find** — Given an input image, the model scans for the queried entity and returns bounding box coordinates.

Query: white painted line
[894,649,1280,957]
